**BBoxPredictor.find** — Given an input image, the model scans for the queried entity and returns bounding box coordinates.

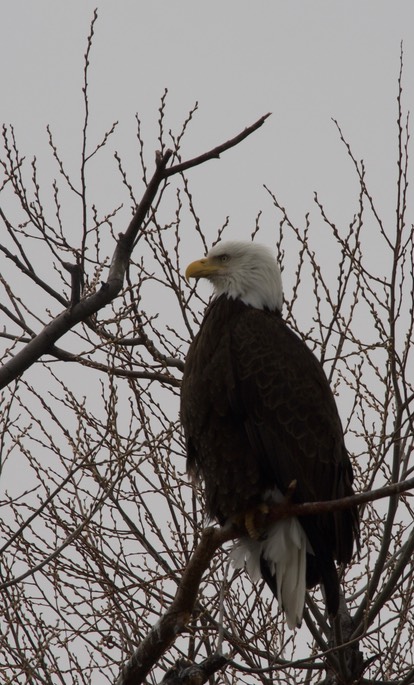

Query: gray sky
[1,4,413,676]
[1,0,412,458]
[1,1,413,239]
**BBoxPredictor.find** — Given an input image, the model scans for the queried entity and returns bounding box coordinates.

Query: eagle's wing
[229,306,357,567]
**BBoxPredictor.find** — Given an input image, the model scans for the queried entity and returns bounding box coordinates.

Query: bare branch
[115,526,232,685]
[164,113,271,177]
[0,114,271,390]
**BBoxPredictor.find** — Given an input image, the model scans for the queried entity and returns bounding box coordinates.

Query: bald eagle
[180,240,358,629]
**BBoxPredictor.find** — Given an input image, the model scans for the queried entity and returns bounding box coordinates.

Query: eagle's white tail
[230,516,307,629]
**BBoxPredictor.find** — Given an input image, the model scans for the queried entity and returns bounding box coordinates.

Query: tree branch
[262,475,414,523]
[115,476,414,684]
[160,654,229,684]
[115,526,232,685]
[163,113,271,177]
[0,115,270,390]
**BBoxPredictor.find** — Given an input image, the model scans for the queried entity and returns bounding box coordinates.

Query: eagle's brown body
[181,293,358,618]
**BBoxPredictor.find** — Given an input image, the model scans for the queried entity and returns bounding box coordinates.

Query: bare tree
[0,17,413,685]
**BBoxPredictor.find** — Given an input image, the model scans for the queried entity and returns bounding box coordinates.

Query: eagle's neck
[213,271,283,312]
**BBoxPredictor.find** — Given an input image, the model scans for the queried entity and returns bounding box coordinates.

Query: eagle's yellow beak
[185,258,221,282]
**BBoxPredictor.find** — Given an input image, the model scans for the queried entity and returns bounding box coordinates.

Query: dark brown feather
[181,295,359,615]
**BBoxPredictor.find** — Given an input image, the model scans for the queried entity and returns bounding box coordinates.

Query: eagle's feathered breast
[183,296,274,521]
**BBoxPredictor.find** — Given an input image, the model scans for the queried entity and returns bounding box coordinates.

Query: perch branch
[263,475,414,524]
[115,476,414,684]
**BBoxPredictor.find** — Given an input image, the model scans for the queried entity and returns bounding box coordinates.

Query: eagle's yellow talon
[244,503,270,539]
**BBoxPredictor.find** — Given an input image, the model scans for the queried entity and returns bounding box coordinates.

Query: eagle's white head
[185,240,283,312]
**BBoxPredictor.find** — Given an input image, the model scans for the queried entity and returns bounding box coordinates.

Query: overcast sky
[1,1,412,407]
[1,1,413,240]
[1,2,413,669]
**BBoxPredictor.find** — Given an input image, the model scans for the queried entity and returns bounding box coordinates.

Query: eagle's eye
[219,254,229,263]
